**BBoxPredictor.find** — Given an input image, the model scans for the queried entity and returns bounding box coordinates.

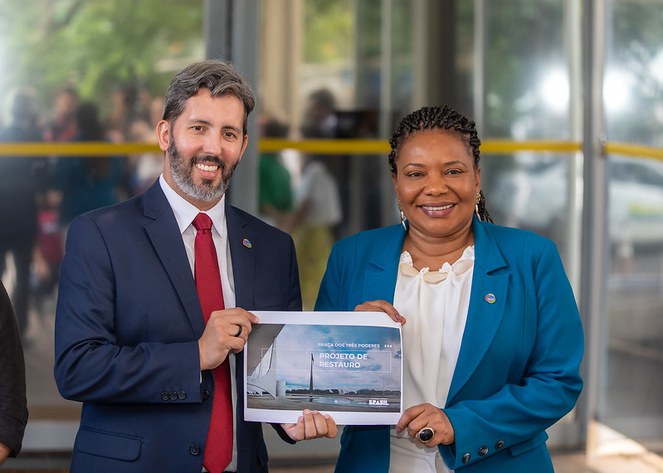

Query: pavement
[268,453,663,473]
[5,450,661,472]
[262,427,663,473]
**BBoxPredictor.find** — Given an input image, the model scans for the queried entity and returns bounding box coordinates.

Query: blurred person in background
[258,112,293,229]
[52,101,127,229]
[34,85,79,312]
[301,88,338,140]
[300,88,351,238]
[287,89,343,309]
[0,89,48,340]
[44,86,79,143]
[104,82,134,143]
[0,280,28,465]
[315,106,583,473]
[286,153,342,310]
[30,188,64,317]
[128,95,165,196]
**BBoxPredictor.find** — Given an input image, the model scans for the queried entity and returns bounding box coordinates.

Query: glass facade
[603,0,663,455]
[0,0,662,464]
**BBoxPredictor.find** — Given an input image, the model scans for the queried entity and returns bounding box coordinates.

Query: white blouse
[388,246,475,473]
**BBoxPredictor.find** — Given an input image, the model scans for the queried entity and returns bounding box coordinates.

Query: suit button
[169,392,178,401]
[478,446,488,456]
[202,389,210,400]
[161,391,170,401]
[462,453,471,464]
[495,440,505,450]
[178,391,187,400]
[189,444,200,456]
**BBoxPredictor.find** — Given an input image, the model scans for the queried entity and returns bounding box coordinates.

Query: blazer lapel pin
[485,293,496,304]
[242,238,253,249]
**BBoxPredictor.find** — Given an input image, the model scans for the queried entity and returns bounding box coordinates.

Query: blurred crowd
[0,83,164,343]
[0,83,352,339]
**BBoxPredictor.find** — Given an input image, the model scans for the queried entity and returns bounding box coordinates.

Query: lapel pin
[485,293,496,304]
[242,238,253,249]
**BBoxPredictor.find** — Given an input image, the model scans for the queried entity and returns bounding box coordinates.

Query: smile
[195,163,219,172]
[421,204,453,211]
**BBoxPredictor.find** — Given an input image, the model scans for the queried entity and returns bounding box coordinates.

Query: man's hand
[198,308,258,370]
[282,409,338,441]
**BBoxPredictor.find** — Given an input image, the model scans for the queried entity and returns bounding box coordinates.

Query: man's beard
[167,138,236,203]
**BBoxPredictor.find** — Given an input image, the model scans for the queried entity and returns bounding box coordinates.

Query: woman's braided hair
[388,105,493,223]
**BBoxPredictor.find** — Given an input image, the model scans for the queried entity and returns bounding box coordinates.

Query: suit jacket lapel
[224,205,257,406]
[447,219,509,403]
[362,225,406,303]
[142,182,205,337]
[225,204,255,309]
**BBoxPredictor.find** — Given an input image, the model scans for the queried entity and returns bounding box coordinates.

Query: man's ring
[234,325,243,337]
[416,427,435,443]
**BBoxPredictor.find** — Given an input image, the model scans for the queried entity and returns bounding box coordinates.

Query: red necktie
[193,213,233,473]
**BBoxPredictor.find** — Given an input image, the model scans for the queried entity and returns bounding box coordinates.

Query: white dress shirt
[159,175,238,472]
[389,246,475,473]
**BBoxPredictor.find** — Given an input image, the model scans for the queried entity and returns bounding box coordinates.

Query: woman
[315,106,583,473]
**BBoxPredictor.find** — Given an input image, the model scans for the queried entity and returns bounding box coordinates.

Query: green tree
[607,1,663,144]
[303,0,353,63]
[0,0,203,113]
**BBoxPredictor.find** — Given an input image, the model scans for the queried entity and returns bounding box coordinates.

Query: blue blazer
[54,181,301,473]
[315,219,583,473]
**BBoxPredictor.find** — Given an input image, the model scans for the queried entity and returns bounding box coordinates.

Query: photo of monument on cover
[244,312,402,424]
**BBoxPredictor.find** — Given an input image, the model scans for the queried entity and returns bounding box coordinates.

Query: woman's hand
[397,403,454,446]
[282,409,338,441]
[355,300,406,325]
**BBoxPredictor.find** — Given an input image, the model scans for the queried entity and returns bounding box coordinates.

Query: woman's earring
[475,192,482,221]
[397,201,407,230]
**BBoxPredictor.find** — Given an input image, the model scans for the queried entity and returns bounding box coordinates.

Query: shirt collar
[159,174,226,236]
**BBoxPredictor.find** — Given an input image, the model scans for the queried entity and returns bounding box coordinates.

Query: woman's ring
[416,427,435,443]
[234,325,243,337]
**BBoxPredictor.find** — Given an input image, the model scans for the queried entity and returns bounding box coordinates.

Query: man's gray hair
[162,59,256,134]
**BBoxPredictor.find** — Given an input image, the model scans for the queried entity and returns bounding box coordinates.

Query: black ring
[417,427,434,443]
[234,325,243,337]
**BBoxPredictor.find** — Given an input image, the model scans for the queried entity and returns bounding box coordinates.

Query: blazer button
[161,391,170,401]
[178,391,187,400]
[169,392,178,401]
[495,440,505,450]
[202,389,210,400]
[462,453,471,464]
[478,446,488,456]
[189,444,200,456]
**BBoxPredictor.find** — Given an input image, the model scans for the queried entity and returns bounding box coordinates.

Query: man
[54,60,335,473]
[0,281,28,466]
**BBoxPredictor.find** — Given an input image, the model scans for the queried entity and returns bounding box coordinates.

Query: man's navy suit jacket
[54,181,301,473]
